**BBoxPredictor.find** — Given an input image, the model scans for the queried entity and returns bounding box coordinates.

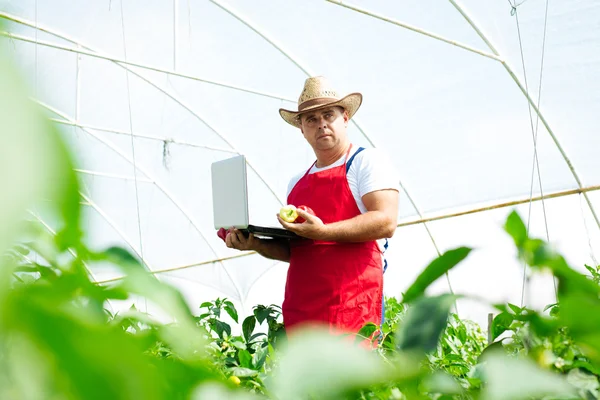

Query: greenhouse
[1,1,599,399]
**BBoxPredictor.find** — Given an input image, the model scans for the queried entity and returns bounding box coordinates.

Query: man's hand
[225,228,260,251]
[277,208,329,240]
[277,189,398,243]
[221,227,291,262]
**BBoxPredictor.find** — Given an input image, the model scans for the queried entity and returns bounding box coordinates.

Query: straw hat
[279,76,363,128]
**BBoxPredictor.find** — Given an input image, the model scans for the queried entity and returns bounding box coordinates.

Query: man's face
[299,107,349,151]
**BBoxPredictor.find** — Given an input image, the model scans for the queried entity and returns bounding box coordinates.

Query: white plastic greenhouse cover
[2,0,599,328]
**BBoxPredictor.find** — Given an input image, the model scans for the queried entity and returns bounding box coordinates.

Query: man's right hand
[225,228,261,252]
[219,227,290,262]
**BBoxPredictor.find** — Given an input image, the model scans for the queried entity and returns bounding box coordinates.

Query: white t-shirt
[286,144,400,212]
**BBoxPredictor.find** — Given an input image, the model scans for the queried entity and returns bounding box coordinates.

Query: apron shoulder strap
[346,146,365,173]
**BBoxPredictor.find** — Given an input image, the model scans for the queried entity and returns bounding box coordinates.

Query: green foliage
[427,313,487,386]
[1,233,219,399]
[397,294,458,354]
[585,264,600,285]
[196,299,285,394]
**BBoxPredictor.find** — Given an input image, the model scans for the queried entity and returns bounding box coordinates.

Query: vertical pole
[76,45,81,121]
[487,313,494,345]
[173,0,178,71]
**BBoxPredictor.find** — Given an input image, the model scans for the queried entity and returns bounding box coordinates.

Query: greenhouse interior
[1,0,600,399]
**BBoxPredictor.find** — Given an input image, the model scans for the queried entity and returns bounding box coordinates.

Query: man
[225,76,399,334]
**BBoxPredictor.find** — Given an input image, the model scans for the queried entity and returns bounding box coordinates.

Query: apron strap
[383,239,389,273]
[381,241,389,328]
[345,146,365,173]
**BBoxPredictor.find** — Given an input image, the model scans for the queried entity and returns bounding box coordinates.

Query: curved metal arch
[0,18,294,102]
[447,0,600,231]
[160,274,245,304]
[35,100,246,304]
[325,0,502,62]
[244,259,285,299]
[52,118,239,155]
[79,191,154,271]
[0,12,285,208]
[97,252,256,282]
[209,0,453,294]
[76,169,153,183]
[26,210,97,280]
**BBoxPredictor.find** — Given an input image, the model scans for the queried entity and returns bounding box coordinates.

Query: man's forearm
[255,238,291,262]
[322,211,396,242]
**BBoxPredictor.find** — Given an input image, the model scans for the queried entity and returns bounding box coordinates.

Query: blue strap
[380,240,389,334]
[382,239,389,273]
[346,147,365,173]
[381,294,386,326]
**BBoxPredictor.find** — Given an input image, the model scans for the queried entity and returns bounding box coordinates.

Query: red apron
[283,146,383,334]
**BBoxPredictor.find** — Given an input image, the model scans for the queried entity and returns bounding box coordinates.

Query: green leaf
[248,332,266,343]
[572,360,600,376]
[252,344,269,370]
[507,303,523,314]
[396,294,457,354]
[230,339,247,350]
[100,286,129,301]
[101,247,146,271]
[402,248,471,303]
[13,245,30,256]
[238,349,252,369]
[543,302,558,312]
[195,312,211,321]
[254,305,272,324]
[421,372,463,395]
[504,210,528,247]
[545,256,600,298]
[558,292,600,363]
[443,337,460,354]
[491,312,514,341]
[481,349,575,400]
[242,315,256,343]
[382,332,395,350]
[114,265,206,359]
[355,322,378,344]
[585,265,596,276]
[211,306,221,319]
[268,329,397,399]
[478,339,506,363]
[199,301,213,309]
[215,320,231,339]
[223,301,238,323]
[566,368,599,392]
[14,265,43,274]
[522,238,551,266]
[110,309,160,329]
[2,289,187,399]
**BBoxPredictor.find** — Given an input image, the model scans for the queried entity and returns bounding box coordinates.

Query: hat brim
[279,93,363,128]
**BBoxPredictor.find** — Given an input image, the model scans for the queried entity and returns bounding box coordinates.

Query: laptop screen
[211,155,250,230]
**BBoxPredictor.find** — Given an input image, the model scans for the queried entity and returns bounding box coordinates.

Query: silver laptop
[211,155,298,239]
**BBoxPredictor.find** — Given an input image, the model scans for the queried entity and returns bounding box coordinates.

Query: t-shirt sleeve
[353,148,401,198]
